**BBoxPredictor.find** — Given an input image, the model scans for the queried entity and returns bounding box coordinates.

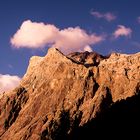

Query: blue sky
[0,0,140,93]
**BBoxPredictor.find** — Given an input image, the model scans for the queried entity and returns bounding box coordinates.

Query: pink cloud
[11,20,59,48]
[0,74,21,93]
[55,27,103,53]
[10,20,104,53]
[90,11,116,22]
[113,25,132,38]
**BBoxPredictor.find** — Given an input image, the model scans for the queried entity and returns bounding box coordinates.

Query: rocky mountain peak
[0,48,140,140]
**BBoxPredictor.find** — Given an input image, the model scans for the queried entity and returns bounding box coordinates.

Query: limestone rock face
[0,48,140,140]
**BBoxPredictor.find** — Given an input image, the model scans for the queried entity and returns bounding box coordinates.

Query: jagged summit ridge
[0,48,140,140]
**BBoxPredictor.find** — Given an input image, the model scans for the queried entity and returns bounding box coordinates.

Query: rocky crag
[0,48,140,140]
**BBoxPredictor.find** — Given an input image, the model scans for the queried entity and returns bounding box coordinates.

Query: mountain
[0,48,140,140]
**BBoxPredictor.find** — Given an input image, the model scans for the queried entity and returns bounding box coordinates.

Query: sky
[0,0,140,93]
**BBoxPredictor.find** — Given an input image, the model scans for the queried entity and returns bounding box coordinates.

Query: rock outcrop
[0,48,140,140]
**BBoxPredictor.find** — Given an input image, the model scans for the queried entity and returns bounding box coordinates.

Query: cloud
[137,17,140,23]
[54,27,103,53]
[11,20,59,48]
[0,74,21,93]
[113,25,132,38]
[10,20,104,53]
[83,45,92,52]
[90,10,116,21]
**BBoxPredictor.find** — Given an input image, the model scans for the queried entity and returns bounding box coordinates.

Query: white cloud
[11,20,59,48]
[113,25,132,38]
[83,45,92,52]
[137,17,140,23]
[0,74,21,93]
[90,10,116,22]
[54,27,103,53]
[10,20,104,53]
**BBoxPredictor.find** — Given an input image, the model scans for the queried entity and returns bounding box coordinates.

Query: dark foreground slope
[0,48,140,140]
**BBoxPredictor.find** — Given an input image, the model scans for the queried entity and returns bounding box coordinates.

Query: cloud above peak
[90,10,116,22]
[11,20,104,53]
[0,74,21,93]
[11,20,59,48]
[113,25,132,38]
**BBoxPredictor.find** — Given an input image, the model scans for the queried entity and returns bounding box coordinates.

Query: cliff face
[0,48,140,140]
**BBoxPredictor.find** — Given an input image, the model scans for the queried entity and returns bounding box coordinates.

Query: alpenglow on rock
[0,48,140,140]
